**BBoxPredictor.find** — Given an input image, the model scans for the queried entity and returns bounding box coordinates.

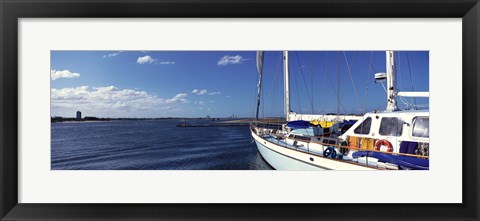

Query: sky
[51,51,429,118]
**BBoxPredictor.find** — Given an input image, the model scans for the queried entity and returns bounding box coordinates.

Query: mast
[255,51,264,121]
[386,50,398,111]
[284,51,291,121]
[337,51,340,116]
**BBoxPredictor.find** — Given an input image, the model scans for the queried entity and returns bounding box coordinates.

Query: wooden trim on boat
[252,130,378,170]
[288,135,429,159]
[252,125,429,159]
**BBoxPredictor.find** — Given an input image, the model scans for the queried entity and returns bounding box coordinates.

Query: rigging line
[262,85,264,119]
[292,55,302,115]
[343,52,362,111]
[323,51,327,114]
[398,96,412,108]
[362,51,374,114]
[338,51,357,108]
[319,52,348,114]
[251,83,259,119]
[327,75,349,114]
[339,54,351,111]
[274,52,283,116]
[277,53,284,118]
[397,53,406,109]
[381,82,387,93]
[339,52,358,113]
[251,53,261,119]
[269,52,282,122]
[310,51,315,114]
[398,96,427,109]
[362,51,378,73]
[340,51,360,111]
[294,52,314,114]
[406,52,417,108]
[262,64,265,120]
[337,51,340,115]
[264,52,278,127]
[397,52,402,93]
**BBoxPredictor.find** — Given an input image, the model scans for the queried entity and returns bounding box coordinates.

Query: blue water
[51,119,273,170]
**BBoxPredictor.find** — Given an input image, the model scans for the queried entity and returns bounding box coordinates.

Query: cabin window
[412,117,429,138]
[353,117,372,135]
[379,117,403,136]
[295,135,311,142]
[323,139,337,145]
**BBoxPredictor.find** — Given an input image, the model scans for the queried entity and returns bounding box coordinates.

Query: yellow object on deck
[348,136,360,149]
[310,120,334,128]
[361,138,374,150]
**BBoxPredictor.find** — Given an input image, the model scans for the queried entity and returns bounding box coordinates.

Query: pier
[176,118,285,127]
[176,123,250,127]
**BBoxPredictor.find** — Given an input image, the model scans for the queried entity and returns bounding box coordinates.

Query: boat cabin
[340,110,429,156]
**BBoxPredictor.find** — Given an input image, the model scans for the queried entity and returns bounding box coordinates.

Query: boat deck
[263,135,327,157]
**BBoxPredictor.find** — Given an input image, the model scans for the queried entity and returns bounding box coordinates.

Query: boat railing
[250,121,284,130]
[253,124,429,159]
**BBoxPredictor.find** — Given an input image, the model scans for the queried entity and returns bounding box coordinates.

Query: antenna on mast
[377,51,429,111]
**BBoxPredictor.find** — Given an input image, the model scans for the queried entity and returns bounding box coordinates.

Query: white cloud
[192,89,208,95]
[165,93,189,104]
[194,101,205,105]
[51,86,164,112]
[137,55,175,65]
[217,55,247,66]
[103,51,122,58]
[50,86,89,100]
[50,70,80,80]
[192,89,220,96]
[137,55,157,64]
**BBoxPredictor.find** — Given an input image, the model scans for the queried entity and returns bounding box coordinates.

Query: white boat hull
[251,130,377,170]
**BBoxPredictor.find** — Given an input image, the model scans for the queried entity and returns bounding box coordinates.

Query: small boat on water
[251,51,429,170]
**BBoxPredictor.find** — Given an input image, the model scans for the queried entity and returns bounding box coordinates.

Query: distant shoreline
[52,117,285,124]
[53,120,108,123]
[222,118,285,123]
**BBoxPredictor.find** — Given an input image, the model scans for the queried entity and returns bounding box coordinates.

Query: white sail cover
[256,51,264,75]
[255,51,264,120]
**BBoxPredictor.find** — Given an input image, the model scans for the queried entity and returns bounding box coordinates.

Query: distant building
[76,111,81,120]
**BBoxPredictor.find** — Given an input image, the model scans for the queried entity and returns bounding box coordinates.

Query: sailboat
[251,51,429,170]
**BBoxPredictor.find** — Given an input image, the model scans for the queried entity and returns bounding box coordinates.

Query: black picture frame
[1,0,479,220]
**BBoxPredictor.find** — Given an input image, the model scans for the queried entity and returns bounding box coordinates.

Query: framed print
[1,0,479,220]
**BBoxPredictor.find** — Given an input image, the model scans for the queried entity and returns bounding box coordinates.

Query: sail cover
[256,51,264,75]
[287,120,311,129]
[352,151,429,170]
[255,51,264,120]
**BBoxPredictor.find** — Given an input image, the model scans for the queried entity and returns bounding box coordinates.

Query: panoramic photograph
[51,50,429,170]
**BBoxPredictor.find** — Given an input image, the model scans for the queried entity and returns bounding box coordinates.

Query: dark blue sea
[51,119,273,170]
